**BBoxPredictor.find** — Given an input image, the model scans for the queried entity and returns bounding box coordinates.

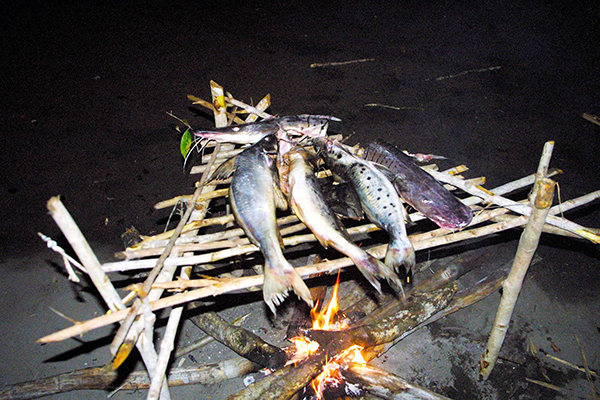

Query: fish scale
[314,137,415,293]
[229,134,313,314]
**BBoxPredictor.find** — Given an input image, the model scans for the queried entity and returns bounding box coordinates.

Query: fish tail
[263,261,313,314]
[384,240,416,296]
[349,252,384,294]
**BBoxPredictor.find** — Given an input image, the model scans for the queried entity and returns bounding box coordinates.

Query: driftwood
[187,306,286,369]
[0,358,257,400]
[341,362,451,400]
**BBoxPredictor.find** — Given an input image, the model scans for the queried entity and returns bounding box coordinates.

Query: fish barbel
[193,114,340,144]
[229,134,313,313]
[364,140,473,230]
[314,137,414,292]
[285,147,393,293]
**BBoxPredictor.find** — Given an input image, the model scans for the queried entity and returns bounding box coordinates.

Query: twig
[582,113,600,127]
[575,335,599,399]
[364,103,424,111]
[544,353,598,378]
[310,58,375,68]
[426,65,501,81]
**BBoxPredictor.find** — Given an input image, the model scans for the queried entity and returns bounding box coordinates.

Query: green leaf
[180,128,192,158]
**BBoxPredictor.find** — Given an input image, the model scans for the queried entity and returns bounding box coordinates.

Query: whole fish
[229,134,313,313]
[363,140,473,230]
[193,114,340,144]
[284,147,393,294]
[314,137,415,291]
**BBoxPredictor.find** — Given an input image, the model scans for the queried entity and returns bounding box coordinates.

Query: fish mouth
[424,208,473,230]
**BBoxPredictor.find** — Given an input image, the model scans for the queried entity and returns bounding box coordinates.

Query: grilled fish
[285,147,390,293]
[314,137,414,292]
[229,134,313,313]
[364,140,473,230]
[193,114,340,144]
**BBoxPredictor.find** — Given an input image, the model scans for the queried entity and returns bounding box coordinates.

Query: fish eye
[336,154,342,159]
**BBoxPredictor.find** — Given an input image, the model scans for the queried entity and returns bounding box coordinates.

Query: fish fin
[384,239,416,278]
[208,156,237,183]
[350,253,383,294]
[321,180,364,220]
[272,180,289,211]
[263,262,313,314]
[370,161,397,182]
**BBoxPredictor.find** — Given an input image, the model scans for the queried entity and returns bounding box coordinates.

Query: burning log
[341,362,451,400]
[231,284,456,400]
[305,284,456,350]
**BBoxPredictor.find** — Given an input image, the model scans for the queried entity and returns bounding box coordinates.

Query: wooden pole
[479,142,556,380]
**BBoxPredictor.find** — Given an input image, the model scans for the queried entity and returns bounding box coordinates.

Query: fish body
[229,135,313,313]
[314,137,414,290]
[193,114,340,144]
[363,140,473,230]
[285,147,391,293]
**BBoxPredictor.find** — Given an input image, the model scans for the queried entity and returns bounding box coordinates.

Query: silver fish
[230,134,313,313]
[284,147,391,293]
[314,137,415,288]
[193,114,340,144]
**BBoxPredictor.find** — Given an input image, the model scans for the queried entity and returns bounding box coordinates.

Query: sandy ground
[1,0,599,399]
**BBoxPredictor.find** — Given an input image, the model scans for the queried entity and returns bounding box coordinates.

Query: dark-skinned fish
[363,140,473,230]
[229,134,313,313]
[193,114,340,144]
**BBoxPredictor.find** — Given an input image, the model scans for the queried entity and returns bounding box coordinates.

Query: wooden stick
[47,197,124,312]
[479,172,555,380]
[0,358,257,400]
[147,266,191,400]
[428,164,599,243]
[46,197,171,399]
[341,362,451,400]
[186,305,287,369]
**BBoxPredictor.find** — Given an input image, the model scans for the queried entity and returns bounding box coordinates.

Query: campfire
[5,80,598,400]
[287,274,366,399]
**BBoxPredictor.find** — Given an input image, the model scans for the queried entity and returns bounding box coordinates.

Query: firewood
[231,284,456,400]
[341,362,451,400]
[187,305,287,369]
[0,358,257,400]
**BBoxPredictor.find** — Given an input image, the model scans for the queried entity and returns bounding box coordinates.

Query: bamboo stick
[428,165,599,243]
[39,179,600,345]
[147,266,191,400]
[46,197,172,399]
[479,172,556,380]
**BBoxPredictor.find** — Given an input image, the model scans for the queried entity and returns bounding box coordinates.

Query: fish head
[418,198,473,230]
[255,133,279,156]
[313,137,354,165]
[193,121,279,144]
[277,115,341,139]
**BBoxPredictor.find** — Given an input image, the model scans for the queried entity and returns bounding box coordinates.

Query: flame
[288,272,368,398]
[311,272,347,331]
